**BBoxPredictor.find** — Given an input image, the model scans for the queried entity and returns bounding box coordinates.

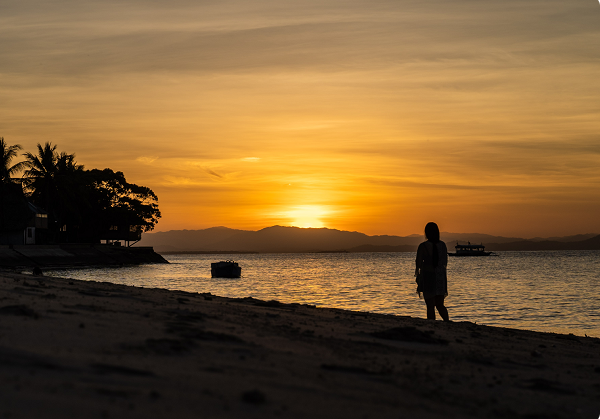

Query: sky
[1,0,600,237]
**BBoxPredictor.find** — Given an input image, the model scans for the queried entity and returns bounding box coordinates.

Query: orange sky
[2,0,600,237]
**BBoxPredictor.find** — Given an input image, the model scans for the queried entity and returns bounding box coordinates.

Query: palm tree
[0,138,29,237]
[0,137,26,185]
[22,142,59,211]
[22,142,83,241]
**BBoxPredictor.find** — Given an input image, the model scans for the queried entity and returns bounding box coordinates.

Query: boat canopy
[455,244,485,250]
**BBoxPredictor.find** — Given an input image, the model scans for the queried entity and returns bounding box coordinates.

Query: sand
[0,270,599,419]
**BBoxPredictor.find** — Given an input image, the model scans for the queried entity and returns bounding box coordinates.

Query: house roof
[0,183,39,232]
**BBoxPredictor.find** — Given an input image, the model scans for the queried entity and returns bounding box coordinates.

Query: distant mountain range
[137,226,600,253]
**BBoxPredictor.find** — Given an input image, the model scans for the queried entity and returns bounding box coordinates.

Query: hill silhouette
[485,235,600,251]
[139,226,421,253]
[138,226,600,253]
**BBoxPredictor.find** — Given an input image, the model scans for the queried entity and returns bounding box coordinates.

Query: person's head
[424,222,440,242]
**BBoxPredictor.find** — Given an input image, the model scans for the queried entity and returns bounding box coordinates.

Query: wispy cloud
[136,156,158,164]
[204,168,223,179]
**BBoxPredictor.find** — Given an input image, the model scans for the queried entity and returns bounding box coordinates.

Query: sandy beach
[0,270,598,419]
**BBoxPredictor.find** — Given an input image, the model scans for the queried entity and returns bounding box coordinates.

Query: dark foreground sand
[0,271,599,419]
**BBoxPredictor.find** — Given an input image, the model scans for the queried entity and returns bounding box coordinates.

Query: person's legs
[425,297,436,320]
[434,295,449,321]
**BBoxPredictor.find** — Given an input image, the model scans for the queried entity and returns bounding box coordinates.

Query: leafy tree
[15,141,160,244]
[83,169,161,237]
[0,137,26,185]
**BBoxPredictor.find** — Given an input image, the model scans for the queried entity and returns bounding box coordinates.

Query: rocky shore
[0,270,598,418]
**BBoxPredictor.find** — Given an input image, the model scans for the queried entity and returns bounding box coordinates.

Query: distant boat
[211,260,242,278]
[448,242,492,257]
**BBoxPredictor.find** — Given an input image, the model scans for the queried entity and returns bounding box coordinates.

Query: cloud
[2,0,598,81]
[136,156,158,164]
[204,168,223,179]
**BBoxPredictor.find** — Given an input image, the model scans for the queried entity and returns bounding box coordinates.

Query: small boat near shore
[211,260,242,278]
[448,242,493,257]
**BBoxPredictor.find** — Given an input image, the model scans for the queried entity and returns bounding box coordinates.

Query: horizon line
[147,225,599,240]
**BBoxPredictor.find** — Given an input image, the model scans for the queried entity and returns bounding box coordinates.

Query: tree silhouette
[0,137,26,185]
[3,140,160,244]
[22,142,60,213]
[1,138,30,237]
[81,169,161,241]
[22,142,84,238]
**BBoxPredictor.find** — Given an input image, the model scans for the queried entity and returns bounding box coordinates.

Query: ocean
[44,250,600,338]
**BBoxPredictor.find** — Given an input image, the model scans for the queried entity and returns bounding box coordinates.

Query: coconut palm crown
[22,142,84,223]
[0,137,26,185]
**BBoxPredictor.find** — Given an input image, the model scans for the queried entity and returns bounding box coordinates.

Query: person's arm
[440,242,448,267]
[415,243,424,277]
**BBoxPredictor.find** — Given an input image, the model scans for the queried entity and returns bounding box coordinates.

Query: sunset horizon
[143,223,600,241]
[3,0,599,239]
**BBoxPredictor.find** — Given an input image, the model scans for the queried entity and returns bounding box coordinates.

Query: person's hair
[424,222,440,243]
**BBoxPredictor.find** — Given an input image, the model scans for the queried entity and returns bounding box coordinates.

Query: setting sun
[282,205,331,228]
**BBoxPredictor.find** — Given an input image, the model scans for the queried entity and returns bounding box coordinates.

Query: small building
[100,223,143,247]
[23,203,49,244]
[0,183,49,245]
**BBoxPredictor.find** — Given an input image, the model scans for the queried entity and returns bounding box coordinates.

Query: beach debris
[91,363,155,377]
[254,299,284,308]
[530,349,543,358]
[0,304,38,318]
[466,353,495,366]
[183,329,244,343]
[370,327,448,345]
[320,364,387,375]
[142,338,194,355]
[211,260,241,278]
[96,388,132,398]
[170,309,205,323]
[523,378,576,395]
[241,389,266,404]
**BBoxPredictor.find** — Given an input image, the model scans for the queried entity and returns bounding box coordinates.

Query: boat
[211,260,242,278]
[447,242,492,256]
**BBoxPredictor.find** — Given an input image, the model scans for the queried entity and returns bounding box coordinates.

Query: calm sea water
[44,251,600,338]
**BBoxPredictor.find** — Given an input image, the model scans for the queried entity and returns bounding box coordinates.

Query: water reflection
[45,250,600,337]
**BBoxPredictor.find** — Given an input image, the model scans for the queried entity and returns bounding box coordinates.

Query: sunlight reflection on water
[45,250,600,337]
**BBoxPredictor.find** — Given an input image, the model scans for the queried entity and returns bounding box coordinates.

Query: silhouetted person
[415,222,449,321]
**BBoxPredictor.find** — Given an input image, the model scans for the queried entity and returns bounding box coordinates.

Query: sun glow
[284,205,330,228]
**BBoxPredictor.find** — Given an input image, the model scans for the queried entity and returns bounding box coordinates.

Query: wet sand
[0,270,599,418]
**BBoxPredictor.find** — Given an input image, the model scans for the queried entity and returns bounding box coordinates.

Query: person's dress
[415,241,448,298]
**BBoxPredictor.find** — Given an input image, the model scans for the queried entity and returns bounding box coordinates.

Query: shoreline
[0,271,598,418]
[0,244,168,268]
